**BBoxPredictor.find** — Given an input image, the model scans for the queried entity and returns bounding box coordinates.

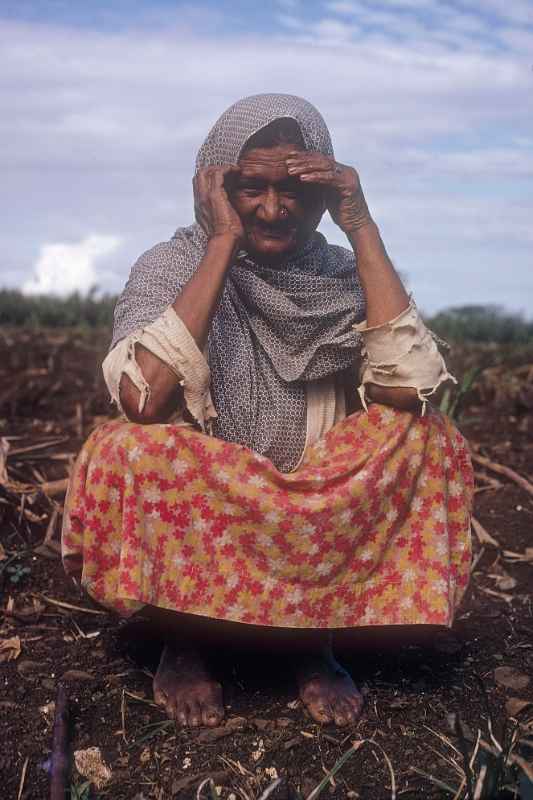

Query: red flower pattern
[61,405,473,628]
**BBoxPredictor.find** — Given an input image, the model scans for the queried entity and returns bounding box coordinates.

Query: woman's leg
[63,407,472,728]
[294,642,363,726]
[141,605,362,727]
[145,607,225,727]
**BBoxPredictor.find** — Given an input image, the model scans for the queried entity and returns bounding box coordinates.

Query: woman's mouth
[252,222,295,240]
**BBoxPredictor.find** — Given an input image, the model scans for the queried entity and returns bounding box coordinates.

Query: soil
[0,329,532,800]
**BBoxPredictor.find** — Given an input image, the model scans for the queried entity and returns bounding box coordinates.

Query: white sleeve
[354,299,456,414]
[102,306,217,431]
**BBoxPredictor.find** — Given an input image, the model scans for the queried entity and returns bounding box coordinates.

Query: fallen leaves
[251,737,266,762]
[471,452,533,499]
[504,547,533,564]
[494,666,530,691]
[171,768,231,796]
[471,516,500,548]
[0,635,21,662]
[505,697,533,717]
[196,716,247,744]
[17,659,46,676]
[493,574,518,591]
[0,437,9,485]
[39,700,56,721]
[3,595,46,624]
[61,669,95,682]
[74,747,112,790]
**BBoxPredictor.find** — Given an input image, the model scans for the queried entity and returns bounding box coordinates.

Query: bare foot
[153,645,224,727]
[296,650,363,726]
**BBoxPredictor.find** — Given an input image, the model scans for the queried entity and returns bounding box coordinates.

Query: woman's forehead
[238,144,303,173]
[195,94,333,170]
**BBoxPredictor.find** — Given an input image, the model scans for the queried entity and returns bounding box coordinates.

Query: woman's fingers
[287,151,333,169]
[299,170,337,183]
[286,154,345,187]
[193,164,244,241]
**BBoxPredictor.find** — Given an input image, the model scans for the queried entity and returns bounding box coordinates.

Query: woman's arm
[344,222,420,411]
[286,151,421,410]
[120,233,239,423]
[119,167,243,423]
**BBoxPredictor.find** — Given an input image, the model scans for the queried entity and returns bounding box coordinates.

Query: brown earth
[0,330,532,800]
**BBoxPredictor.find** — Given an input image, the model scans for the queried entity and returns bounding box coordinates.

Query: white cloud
[457,0,533,25]
[0,8,531,313]
[23,235,122,296]
[312,17,359,42]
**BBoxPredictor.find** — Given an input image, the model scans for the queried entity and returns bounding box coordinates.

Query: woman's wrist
[344,216,377,245]
[208,230,241,248]
[206,231,241,264]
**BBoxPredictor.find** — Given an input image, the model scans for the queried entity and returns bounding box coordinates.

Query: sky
[1,0,532,315]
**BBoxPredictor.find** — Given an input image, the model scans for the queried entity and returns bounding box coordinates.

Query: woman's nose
[258,188,281,222]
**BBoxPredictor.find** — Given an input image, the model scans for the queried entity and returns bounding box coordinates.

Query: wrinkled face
[230,144,325,263]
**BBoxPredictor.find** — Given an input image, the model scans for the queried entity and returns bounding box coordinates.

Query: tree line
[0,289,532,343]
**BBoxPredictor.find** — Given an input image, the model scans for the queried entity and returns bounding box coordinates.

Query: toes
[154,688,177,721]
[333,709,348,727]
[346,691,364,717]
[300,682,335,724]
[333,694,363,728]
[332,698,355,727]
[186,700,202,727]
[202,683,224,727]
[304,696,334,724]
[176,707,188,727]
[202,706,224,727]
[153,687,166,708]
[314,703,335,724]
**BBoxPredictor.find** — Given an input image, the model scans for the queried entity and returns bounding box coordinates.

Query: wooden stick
[8,438,69,457]
[473,471,503,491]
[0,437,9,485]
[17,756,29,800]
[75,403,84,438]
[50,684,70,800]
[40,479,69,497]
[33,593,108,616]
[471,453,533,499]
[471,516,501,548]
[43,508,59,546]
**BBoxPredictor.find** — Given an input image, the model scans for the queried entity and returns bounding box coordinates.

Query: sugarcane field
[1,311,532,800]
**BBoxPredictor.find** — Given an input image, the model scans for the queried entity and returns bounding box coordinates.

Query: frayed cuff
[355,299,456,413]
[102,336,151,415]
[103,307,217,430]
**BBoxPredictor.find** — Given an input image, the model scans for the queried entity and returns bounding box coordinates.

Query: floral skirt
[61,405,473,628]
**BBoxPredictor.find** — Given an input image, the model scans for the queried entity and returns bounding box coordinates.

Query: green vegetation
[0,288,116,328]
[427,305,533,344]
[439,364,486,421]
[1,290,532,344]
[70,781,91,800]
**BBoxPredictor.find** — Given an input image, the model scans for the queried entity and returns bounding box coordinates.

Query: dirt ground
[1,329,532,800]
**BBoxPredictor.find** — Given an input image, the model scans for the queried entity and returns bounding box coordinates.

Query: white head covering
[112,94,365,471]
[196,93,333,168]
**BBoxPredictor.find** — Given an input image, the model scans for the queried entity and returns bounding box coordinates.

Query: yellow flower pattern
[62,405,473,629]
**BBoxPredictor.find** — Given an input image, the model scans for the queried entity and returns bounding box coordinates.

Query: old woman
[62,94,473,729]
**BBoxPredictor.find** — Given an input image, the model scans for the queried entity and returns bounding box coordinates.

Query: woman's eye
[241,188,262,197]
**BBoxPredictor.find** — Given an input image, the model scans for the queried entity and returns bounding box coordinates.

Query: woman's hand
[285,152,372,235]
[193,165,244,244]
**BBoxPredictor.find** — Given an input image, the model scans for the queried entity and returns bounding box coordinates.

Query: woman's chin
[245,232,299,263]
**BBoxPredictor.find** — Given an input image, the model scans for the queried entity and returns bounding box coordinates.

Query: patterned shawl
[111,93,366,472]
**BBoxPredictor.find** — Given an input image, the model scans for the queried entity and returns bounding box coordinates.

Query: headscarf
[112,94,366,472]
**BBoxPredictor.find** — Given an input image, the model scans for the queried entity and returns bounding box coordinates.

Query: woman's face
[230,144,325,263]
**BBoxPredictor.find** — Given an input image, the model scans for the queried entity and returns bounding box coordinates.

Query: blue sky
[1,0,532,314]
